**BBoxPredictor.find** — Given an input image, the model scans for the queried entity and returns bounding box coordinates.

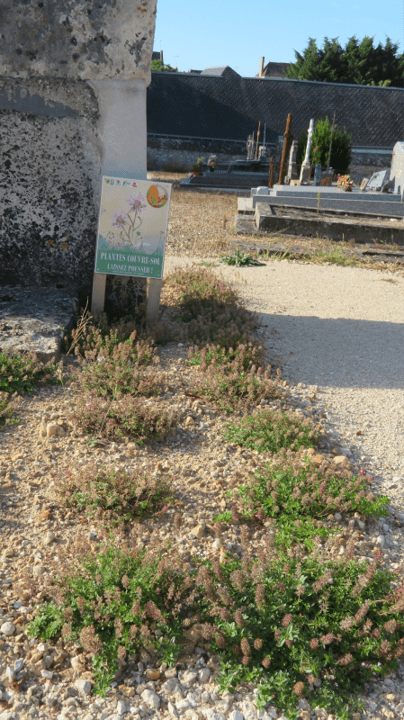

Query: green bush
[297,117,352,176]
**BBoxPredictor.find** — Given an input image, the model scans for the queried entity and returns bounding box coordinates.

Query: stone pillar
[299,119,315,185]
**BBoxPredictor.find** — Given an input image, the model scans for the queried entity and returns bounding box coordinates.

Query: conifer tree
[296,117,352,176]
[286,36,404,87]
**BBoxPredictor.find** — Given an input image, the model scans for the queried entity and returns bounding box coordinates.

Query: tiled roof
[147,71,404,147]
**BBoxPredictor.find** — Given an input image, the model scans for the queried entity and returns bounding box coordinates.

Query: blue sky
[153,0,404,77]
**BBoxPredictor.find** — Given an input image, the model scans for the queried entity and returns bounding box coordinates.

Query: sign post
[92,176,171,322]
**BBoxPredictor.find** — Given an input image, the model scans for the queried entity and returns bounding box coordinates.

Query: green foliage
[233,456,389,527]
[151,59,178,72]
[70,392,175,442]
[0,351,60,394]
[220,249,262,267]
[193,552,404,719]
[29,543,187,695]
[297,116,352,176]
[194,362,276,413]
[56,465,173,524]
[224,409,319,453]
[29,539,404,718]
[162,266,258,346]
[187,341,264,372]
[76,333,160,399]
[286,35,404,87]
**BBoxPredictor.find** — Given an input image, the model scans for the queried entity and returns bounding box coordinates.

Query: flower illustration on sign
[110,192,147,245]
[147,184,168,208]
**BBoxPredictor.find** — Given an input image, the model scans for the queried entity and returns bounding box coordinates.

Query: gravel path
[164,257,404,482]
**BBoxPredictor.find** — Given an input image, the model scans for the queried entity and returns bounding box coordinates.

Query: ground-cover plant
[191,549,404,719]
[224,409,320,453]
[0,350,60,394]
[187,340,264,372]
[220,248,263,267]
[160,266,259,345]
[193,360,278,413]
[76,333,160,399]
[0,391,20,429]
[55,465,174,524]
[29,538,404,719]
[70,393,175,443]
[28,542,190,696]
[219,456,389,550]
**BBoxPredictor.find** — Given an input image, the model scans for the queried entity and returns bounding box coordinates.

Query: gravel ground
[0,254,403,720]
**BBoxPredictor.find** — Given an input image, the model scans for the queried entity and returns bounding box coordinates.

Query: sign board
[95,176,171,279]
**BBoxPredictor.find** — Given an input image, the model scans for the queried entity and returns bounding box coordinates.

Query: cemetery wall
[0,0,157,299]
[147,72,403,174]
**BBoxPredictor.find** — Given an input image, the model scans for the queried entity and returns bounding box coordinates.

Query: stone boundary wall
[147,72,403,148]
[146,134,393,178]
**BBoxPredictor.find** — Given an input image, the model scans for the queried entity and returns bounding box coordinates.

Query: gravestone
[285,140,298,184]
[366,169,389,192]
[360,178,369,191]
[390,141,404,195]
[299,119,314,185]
[313,163,322,186]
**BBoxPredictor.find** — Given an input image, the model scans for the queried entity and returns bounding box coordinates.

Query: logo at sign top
[147,184,168,208]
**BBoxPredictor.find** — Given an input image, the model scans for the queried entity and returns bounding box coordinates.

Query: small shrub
[224,410,319,453]
[70,393,175,442]
[187,341,264,372]
[55,465,173,523]
[0,350,60,394]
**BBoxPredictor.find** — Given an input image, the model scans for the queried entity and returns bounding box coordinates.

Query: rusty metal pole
[268,158,275,188]
[277,114,293,185]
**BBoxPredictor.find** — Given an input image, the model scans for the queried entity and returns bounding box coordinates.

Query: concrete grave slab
[250,196,404,218]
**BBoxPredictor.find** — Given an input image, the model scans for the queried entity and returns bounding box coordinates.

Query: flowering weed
[224,410,319,453]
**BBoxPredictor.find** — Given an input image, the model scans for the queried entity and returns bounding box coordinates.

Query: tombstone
[360,178,369,191]
[246,135,255,161]
[299,119,315,185]
[313,163,322,186]
[366,169,390,192]
[0,0,159,322]
[390,141,404,195]
[285,140,298,184]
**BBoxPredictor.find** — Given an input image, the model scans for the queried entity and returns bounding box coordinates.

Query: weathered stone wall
[0,78,100,292]
[0,0,157,302]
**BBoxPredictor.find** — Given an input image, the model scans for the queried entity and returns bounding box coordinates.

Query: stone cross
[299,119,315,185]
